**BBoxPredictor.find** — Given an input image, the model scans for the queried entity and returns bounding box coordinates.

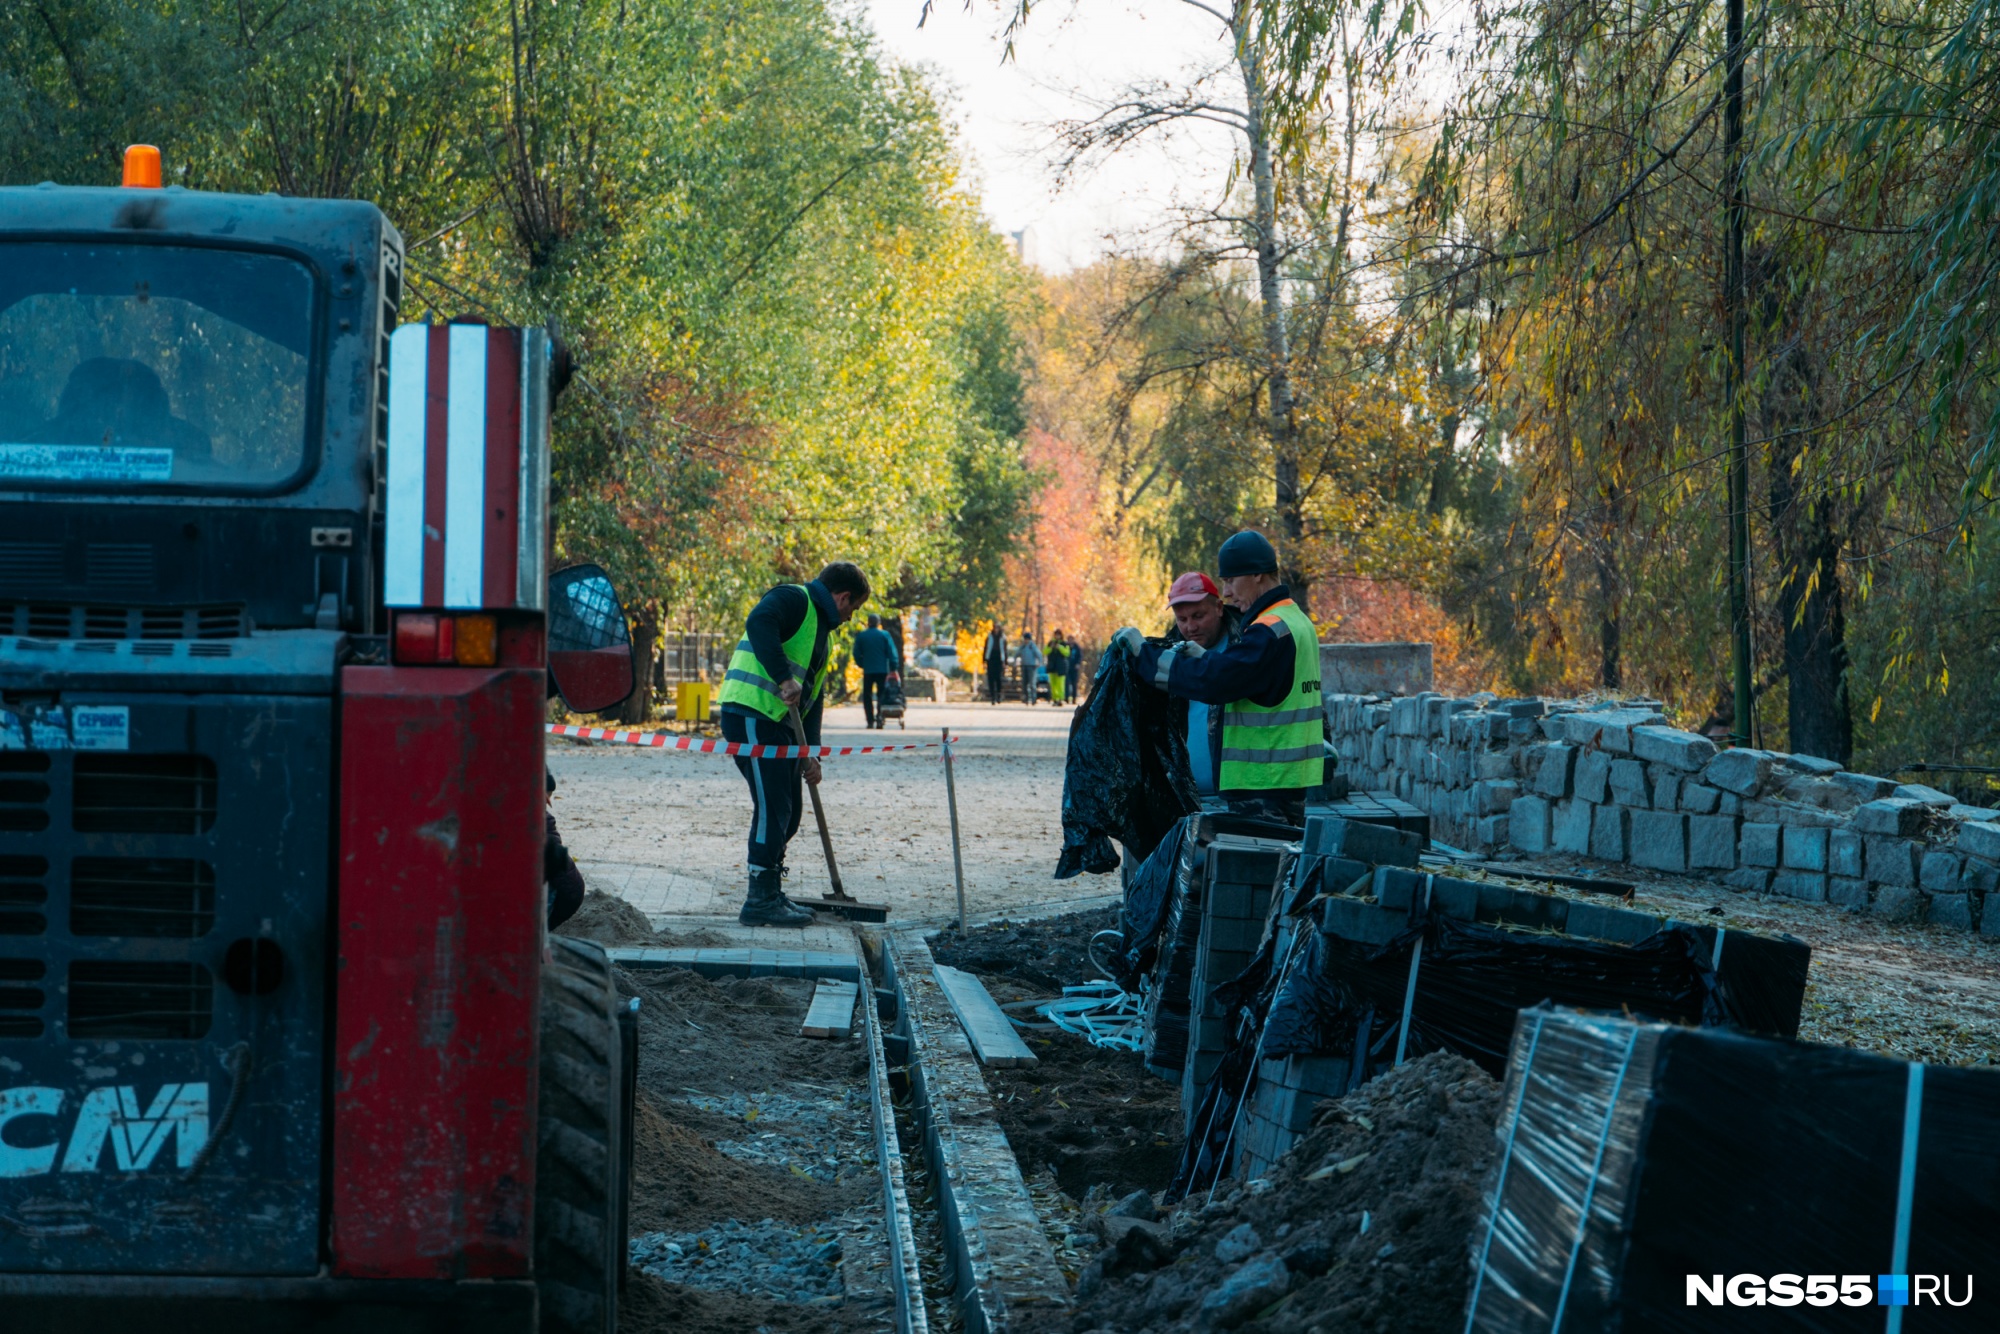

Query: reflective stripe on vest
[716,587,824,722]
[1217,599,1323,791]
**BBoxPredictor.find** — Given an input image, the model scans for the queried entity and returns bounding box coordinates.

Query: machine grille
[0,958,45,1037]
[85,543,157,591]
[0,753,52,832]
[68,961,213,1039]
[72,755,218,834]
[0,856,50,936]
[71,858,216,938]
[0,603,248,640]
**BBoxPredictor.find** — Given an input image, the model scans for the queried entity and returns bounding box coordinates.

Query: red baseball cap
[1166,572,1221,606]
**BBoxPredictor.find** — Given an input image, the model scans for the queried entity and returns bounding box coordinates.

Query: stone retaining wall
[1323,692,2000,934]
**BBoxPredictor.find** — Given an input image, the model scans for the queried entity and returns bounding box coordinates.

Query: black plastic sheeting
[1113,818,1190,987]
[1054,644,1196,878]
[1467,1006,1997,1333]
[1169,878,1775,1199]
[1262,915,1723,1074]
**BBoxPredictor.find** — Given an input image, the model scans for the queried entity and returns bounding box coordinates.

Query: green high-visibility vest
[1218,598,1324,791]
[717,587,825,722]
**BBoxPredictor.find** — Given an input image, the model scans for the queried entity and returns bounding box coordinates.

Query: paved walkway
[549,700,1116,934]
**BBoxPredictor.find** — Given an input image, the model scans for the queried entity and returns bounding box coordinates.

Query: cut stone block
[1470,779,1519,816]
[1966,859,2000,895]
[1893,783,1955,807]
[1679,784,1722,815]
[1703,748,1780,797]
[1740,823,1782,869]
[1574,750,1613,804]
[1475,814,1510,847]
[1652,770,1681,811]
[1629,810,1688,873]
[1528,748,1576,800]
[1828,877,1870,909]
[1565,901,1666,944]
[1508,796,1551,853]
[1771,871,1828,903]
[1929,894,1975,931]
[1829,829,1863,879]
[1871,885,1924,922]
[1688,815,1739,870]
[1920,851,1963,894]
[1552,799,1593,855]
[1631,724,1718,771]
[1590,805,1629,862]
[1609,760,1650,807]
[1853,798,1926,837]
[1960,821,2000,863]
[1781,827,1829,873]
[1832,772,1897,801]
[1723,868,1772,894]
[1866,838,1917,887]
[1784,754,1843,776]
[1561,708,1668,753]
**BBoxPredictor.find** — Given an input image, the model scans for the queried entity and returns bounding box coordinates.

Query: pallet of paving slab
[604,946,862,982]
[931,963,1038,1068]
[801,978,860,1039]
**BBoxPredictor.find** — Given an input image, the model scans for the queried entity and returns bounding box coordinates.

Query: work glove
[1110,625,1145,658]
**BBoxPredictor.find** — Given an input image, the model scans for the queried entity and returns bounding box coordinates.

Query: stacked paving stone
[1181,835,1290,1137]
[1324,691,2000,933]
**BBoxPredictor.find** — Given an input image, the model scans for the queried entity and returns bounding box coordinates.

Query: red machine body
[331,664,547,1280]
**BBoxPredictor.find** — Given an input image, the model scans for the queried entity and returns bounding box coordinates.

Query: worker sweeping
[1113,531,1322,825]
[717,561,872,926]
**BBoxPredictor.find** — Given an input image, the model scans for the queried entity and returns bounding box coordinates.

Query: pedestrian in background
[1065,634,1084,704]
[851,613,901,730]
[983,622,1008,705]
[1045,629,1071,705]
[1017,629,1044,705]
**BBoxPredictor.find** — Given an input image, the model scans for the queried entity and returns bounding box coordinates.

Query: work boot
[740,867,814,927]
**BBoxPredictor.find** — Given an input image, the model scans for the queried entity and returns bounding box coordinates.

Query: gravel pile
[678,1088,876,1183]
[630,1218,846,1305]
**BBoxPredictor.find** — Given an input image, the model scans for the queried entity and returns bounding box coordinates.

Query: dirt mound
[982,1012,1182,1201]
[1036,1052,1501,1334]
[559,887,734,948]
[619,1267,875,1334]
[929,905,1121,992]
[624,967,869,1100]
[631,1092,862,1232]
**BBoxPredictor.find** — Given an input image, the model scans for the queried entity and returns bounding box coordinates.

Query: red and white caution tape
[545,722,953,759]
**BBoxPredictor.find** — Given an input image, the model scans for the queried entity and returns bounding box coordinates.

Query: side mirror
[547,563,635,713]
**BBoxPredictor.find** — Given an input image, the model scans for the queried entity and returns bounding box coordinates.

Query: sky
[860,0,1244,273]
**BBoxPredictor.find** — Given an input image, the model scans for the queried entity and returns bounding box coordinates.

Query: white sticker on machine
[70,706,131,750]
[0,443,175,482]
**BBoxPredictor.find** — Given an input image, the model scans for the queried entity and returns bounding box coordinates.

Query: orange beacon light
[122,144,162,188]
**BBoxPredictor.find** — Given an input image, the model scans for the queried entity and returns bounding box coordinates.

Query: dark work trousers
[1019,663,1036,704]
[861,671,888,727]
[986,665,1005,704]
[722,708,803,870]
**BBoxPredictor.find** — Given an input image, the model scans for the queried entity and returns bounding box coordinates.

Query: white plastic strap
[1711,927,1726,971]
[1886,1061,1925,1334]
[1393,875,1433,1067]
[1550,1027,1643,1333]
[1464,1010,1548,1333]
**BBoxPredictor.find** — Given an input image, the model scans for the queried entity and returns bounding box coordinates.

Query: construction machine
[0,146,640,1332]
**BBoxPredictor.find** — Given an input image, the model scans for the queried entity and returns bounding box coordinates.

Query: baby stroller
[877,673,907,729]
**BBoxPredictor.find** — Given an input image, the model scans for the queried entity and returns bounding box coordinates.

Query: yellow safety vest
[1217,599,1324,791]
[717,587,825,722]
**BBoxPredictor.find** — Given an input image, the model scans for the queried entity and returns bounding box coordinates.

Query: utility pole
[1724,0,1752,745]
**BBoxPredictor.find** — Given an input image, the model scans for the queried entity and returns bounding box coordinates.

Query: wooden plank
[603,947,860,982]
[800,978,859,1040]
[931,964,1038,1068]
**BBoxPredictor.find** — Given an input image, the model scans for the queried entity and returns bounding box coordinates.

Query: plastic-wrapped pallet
[1179,835,1292,1131]
[1465,1006,1995,1333]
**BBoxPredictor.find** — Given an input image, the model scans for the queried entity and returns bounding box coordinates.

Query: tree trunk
[1760,307,1851,762]
[1597,481,1623,690]
[620,604,659,725]
[1234,17,1306,612]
